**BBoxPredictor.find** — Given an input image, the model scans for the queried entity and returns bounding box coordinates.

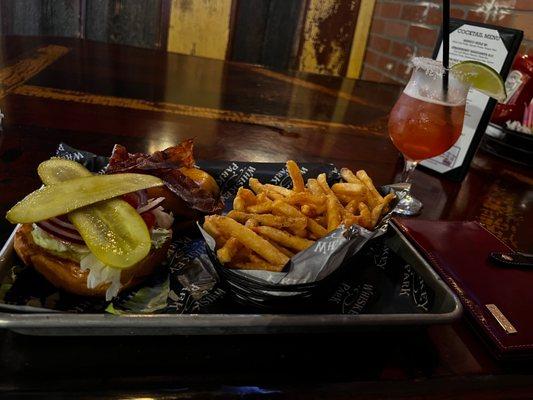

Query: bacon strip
[106,140,223,214]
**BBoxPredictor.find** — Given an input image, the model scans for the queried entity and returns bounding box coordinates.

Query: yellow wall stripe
[346,0,377,79]
[167,0,233,59]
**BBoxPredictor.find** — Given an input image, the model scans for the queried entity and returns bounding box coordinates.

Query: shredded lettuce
[106,278,170,314]
[80,253,122,301]
[151,228,171,249]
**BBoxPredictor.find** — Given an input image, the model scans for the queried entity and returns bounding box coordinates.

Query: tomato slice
[141,211,156,231]
[122,192,140,209]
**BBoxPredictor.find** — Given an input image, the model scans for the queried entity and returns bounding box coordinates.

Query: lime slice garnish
[451,61,507,102]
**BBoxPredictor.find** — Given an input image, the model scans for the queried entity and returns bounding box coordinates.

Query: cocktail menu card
[423,19,523,181]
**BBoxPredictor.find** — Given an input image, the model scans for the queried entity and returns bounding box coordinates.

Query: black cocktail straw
[442,0,450,95]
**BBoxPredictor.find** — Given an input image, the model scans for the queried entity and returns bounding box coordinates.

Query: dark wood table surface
[0,36,532,399]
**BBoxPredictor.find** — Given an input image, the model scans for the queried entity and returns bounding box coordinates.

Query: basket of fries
[199,161,398,309]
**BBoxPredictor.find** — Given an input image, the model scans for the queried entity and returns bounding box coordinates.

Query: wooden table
[0,36,532,398]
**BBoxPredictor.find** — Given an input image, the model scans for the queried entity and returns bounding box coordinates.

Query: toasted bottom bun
[13,224,171,298]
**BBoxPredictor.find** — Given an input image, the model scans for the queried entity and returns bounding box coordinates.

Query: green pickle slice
[9,159,158,269]
[6,172,163,223]
[69,199,151,269]
[38,157,93,183]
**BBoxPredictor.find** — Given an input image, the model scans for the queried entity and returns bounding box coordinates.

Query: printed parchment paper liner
[0,143,434,316]
[199,186,399,303]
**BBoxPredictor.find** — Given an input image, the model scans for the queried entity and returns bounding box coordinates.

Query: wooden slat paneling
[262,0,306,70]
[230,0,270,64]
[0,0,43,36]
[0,0,82,37]
[41,0,82,37]
[167,0,233,59]
[230,0,305,70]
[85,0,163,49]
[297,0,361,76]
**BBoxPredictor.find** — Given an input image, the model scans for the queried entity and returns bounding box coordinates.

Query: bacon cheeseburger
[7,140,222,300]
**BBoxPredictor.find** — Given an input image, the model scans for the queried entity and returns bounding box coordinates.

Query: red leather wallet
[393,217,533,360]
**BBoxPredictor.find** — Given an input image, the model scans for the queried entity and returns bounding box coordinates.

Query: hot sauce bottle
[491,54,533,127]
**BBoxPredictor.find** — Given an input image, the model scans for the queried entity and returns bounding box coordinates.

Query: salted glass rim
[407,57,469,105]
[410,57,449,76]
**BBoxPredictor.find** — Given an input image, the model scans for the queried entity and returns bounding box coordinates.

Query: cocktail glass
[388,57,470,216]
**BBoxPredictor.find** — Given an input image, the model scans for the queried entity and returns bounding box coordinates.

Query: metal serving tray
[0,224,462,336]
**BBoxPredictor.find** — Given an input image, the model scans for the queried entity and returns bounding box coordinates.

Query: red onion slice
[137,189,148,207]
[50,217,78,232]
[37,221,85,244]
[137,197,165,214]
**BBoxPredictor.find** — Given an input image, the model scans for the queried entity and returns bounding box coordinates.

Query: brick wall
[360,0,533,84]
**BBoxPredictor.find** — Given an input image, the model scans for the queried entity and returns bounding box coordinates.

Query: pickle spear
[29,158,153,268]
[6,173,163,223]
[38,157,93,183]
[69,199,151,269]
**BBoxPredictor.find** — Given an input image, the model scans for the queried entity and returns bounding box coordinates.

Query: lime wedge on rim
[451,61,506,102]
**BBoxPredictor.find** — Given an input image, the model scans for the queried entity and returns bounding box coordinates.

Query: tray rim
[0,223,462,335]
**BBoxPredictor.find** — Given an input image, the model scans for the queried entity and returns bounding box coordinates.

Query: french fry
[217,237,241,263]
[244,218,259,228]
[381,192,396,212]
[271,199,301,218]
[301,204,326,217]
[307,178,324,195]
[315,215,327,228]
[246,202,272,214]
[212,216,289,266]
[331,182,367,197]
[271,199,326,239]
[370,193,396,226]
[356,170,384,207]
[358,202,373,230]
[286,192,326,206]
[249,179,282,200]
[286,160,305,192]
[326,194,342,232]
[340,167,363,184]
[248,178,264,195]
[317,173,334,195]
[264,184,292,197]
[246,193,273,213]
[227,210,307,231]
[233,195,246,211]
[265,191,284,200]
[270,242,296,258]
[203,216,220,237]
[233,245,252,262]
[345,200,359,214]
[334,193,356,205]
[203,216,228,248]
[371,203,386,227]
[342,213,359,227]
[254,226,314,251]
[307,218,327,238]
[237,187,257,205]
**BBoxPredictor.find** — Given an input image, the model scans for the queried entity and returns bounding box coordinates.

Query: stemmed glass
[388,57,470,215]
